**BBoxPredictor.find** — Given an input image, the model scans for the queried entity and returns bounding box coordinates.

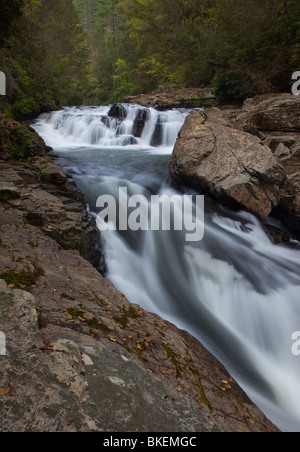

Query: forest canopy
[0,0,299,118]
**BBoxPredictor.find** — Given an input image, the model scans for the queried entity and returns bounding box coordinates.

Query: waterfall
[34,104,189,151]
[33,105,300,432]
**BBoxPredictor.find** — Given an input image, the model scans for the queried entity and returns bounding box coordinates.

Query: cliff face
[0,114,278,432]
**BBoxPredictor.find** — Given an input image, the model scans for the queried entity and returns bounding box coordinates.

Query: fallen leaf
[0,389,9,397]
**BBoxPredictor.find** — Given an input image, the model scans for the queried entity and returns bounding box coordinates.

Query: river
[33,104,300,432]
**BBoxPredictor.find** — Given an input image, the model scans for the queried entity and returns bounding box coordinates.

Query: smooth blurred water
[33,105,300,432]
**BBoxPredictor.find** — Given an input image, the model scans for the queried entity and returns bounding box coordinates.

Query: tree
[0,0,92,118]
[0,0,24,47]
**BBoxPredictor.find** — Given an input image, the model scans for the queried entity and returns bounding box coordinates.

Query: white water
[33,105,300,432]
[36,104,187,151]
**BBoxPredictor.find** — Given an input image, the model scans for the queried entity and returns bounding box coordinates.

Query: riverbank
[0,113,279,432]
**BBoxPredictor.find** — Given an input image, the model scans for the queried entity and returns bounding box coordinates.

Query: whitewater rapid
[33,105,300,432]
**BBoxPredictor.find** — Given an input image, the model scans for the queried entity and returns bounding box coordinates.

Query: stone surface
[124,86,215,109]
[276,142,300,216]
[169,109,286,219]
[0,281,219,432]
[235,93,300,132]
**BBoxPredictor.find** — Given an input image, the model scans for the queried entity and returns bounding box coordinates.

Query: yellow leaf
[0,389,9,397]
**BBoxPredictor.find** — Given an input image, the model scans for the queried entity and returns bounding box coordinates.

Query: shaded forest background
[0,0,299,118]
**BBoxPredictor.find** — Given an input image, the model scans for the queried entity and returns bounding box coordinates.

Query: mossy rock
[0,113,46,161]
[0,266,45,291]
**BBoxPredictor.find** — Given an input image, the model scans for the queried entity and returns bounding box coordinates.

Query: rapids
[33,104,300,432]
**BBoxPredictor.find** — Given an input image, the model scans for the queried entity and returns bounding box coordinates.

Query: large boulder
[169,109,286,219]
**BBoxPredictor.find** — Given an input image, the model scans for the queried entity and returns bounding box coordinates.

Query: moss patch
[61,293,75,301]
[162,342,182,379]
[0,266,45,291]
[67,307,111,334]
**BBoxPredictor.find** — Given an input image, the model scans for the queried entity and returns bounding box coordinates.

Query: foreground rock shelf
[0,115,278,432]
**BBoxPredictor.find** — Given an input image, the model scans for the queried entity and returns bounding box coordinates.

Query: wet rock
[150,114,166,147]
[121,136,138,146]
[132,108,150,137]
[108,104,128,121]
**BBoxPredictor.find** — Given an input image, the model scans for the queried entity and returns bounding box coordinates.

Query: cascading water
[36,104,187,150]
[33,104,300,432]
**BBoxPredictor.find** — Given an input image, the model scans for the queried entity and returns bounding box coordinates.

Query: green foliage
[0,266,44,291]
[212,72,250,103]
[0,0,24,46]
[8,126,34,160]
[1,0,299,110]
[111,59,134,102]
[112,0,300,100]
[0,0,92,118]
[35,165,51,183]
